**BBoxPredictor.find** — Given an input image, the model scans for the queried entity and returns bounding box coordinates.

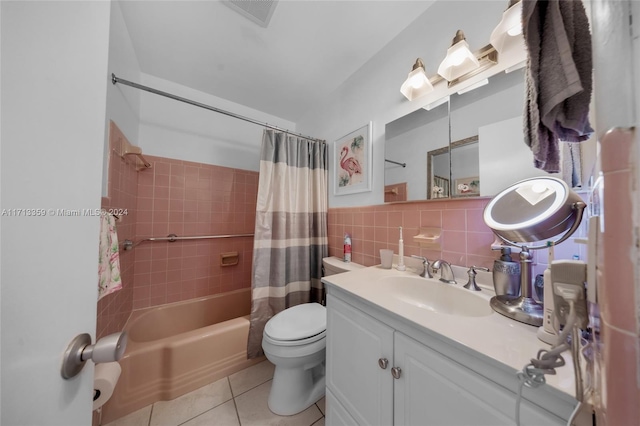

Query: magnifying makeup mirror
[483,177,586,326]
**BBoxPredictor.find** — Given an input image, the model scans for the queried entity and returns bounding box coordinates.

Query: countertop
[322,261,578,400]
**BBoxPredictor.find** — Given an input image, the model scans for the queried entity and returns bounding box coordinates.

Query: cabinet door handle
[378,358,389,369]
[391,367,402,379]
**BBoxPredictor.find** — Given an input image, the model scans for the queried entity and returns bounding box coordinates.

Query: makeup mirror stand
[484,177,587,326]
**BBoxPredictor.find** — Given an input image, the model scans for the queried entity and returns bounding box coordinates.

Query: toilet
[262,256,364,415]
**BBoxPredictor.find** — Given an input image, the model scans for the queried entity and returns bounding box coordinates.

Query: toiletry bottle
[492,247,520,296]
[343,233,352,263]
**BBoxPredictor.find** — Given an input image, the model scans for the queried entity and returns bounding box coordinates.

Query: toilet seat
[263,329,325,347]
[264,303,326,345]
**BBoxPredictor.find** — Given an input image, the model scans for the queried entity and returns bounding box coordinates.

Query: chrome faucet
[411,255,433,278]
[431,259,457,284]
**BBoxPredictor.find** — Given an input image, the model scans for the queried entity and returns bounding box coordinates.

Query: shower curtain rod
[111,73,324,143]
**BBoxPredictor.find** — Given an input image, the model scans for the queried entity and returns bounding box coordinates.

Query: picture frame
[334,122,372,195]
[454,176,480,196]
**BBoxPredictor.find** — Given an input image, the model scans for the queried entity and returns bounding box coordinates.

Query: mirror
[385,99,449,202]
[386,67,550,201]
[449,67,562,197]
[426,135,479,199]
[385,63,596,202]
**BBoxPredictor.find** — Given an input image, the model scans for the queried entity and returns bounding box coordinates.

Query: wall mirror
[385,67,543,202]
[385,98,449,202]
[385,65,597,202]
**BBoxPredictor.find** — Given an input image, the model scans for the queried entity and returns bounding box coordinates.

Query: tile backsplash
[328,197,585,275]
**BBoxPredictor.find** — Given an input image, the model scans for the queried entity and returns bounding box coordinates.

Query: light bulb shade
[490,0,523,53]
[437,39,479,81]
[400,64,433,101]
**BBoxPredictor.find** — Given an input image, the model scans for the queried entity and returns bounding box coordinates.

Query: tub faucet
[431,259,457,284]
[411,255,433,278]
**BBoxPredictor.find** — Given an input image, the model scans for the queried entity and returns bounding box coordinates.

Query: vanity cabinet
[326,293,568,426]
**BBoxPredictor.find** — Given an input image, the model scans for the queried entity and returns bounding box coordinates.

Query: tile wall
[97,127,259,338]
[596,128,640,424]
[131,156,258,310]
[98,123,140,339]
[328,197,586,275]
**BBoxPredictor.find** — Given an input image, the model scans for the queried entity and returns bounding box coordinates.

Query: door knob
[391,367,402,379]
[378,358,389,369]
[61,332,127,379]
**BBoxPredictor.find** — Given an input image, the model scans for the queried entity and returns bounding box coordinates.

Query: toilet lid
[264,303,326,341]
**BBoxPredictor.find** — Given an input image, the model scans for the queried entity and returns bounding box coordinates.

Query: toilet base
[267,362,325,416]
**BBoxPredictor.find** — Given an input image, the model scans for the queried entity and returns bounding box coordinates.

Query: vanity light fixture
[400,26,501,102]
[437,30,480,82]
[400,58,434,101]
[490,0,523,53]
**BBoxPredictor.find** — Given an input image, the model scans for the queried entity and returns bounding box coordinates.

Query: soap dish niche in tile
[413,227,441,250]
[221,252,239,266]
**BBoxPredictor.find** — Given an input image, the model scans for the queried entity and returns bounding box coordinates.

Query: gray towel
[522,0,594,173]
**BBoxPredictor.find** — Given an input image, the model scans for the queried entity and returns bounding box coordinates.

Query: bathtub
[101,288,264,424]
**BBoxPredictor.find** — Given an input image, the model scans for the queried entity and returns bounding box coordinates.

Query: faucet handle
[463,266,490,291]
[411,255,433,278]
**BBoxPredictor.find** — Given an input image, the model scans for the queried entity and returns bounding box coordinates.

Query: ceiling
[118,1,436,122]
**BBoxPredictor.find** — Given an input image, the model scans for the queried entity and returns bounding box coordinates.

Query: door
[1,2,111,425]
[393,332,564,426]
[326,294,394,426]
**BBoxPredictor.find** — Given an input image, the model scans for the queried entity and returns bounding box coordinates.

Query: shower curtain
[247,129,328,358]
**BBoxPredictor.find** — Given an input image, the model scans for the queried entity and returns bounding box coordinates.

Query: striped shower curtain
[247,129,328,358]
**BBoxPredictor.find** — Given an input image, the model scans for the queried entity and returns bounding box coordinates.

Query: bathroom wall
[296,0,510,208]
[97,123,140,340]
[105,0,142,196]
[590,0,640,424]
[97,0,144,340]
[131,155,258,309]
[135,72,296,172]
[329,198,586,273]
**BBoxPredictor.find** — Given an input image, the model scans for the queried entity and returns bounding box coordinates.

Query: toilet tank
[322,256,364,276]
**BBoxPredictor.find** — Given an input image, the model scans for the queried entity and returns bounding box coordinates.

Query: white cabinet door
[325,389,359,426]
[326,294,394,426]
[394,332,564,426]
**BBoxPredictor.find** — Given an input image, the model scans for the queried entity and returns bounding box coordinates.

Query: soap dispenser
[492,247,521,296]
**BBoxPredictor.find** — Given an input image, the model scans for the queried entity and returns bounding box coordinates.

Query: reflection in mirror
[426,145,450,199]
[385,65,596,203]
[426,135,479,199]
[449,67,563,197]
[450,135,479,197]
[385,100,449,202]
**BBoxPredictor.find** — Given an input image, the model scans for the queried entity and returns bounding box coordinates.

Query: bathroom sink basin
[378,276,493,317]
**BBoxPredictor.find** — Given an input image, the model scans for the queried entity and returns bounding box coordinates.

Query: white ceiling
[118,1,436,122]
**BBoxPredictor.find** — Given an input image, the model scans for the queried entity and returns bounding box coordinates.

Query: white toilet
[262,256,364,415]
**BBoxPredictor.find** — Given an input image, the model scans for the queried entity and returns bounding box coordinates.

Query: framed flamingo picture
[334,122,372,195]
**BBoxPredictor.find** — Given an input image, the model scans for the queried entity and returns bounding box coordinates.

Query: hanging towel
[522,0,594,173]
[98,211,122,300]
[561,142,583,188]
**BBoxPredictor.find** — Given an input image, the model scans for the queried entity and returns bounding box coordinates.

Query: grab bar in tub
[121,233,254,250]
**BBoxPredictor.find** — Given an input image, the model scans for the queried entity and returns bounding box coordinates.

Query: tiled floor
[103,360,325,426]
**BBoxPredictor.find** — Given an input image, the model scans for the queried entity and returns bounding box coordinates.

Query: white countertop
[322,262,577,400]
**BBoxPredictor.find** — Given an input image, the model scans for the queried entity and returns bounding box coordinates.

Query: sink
[378,276,493,317]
